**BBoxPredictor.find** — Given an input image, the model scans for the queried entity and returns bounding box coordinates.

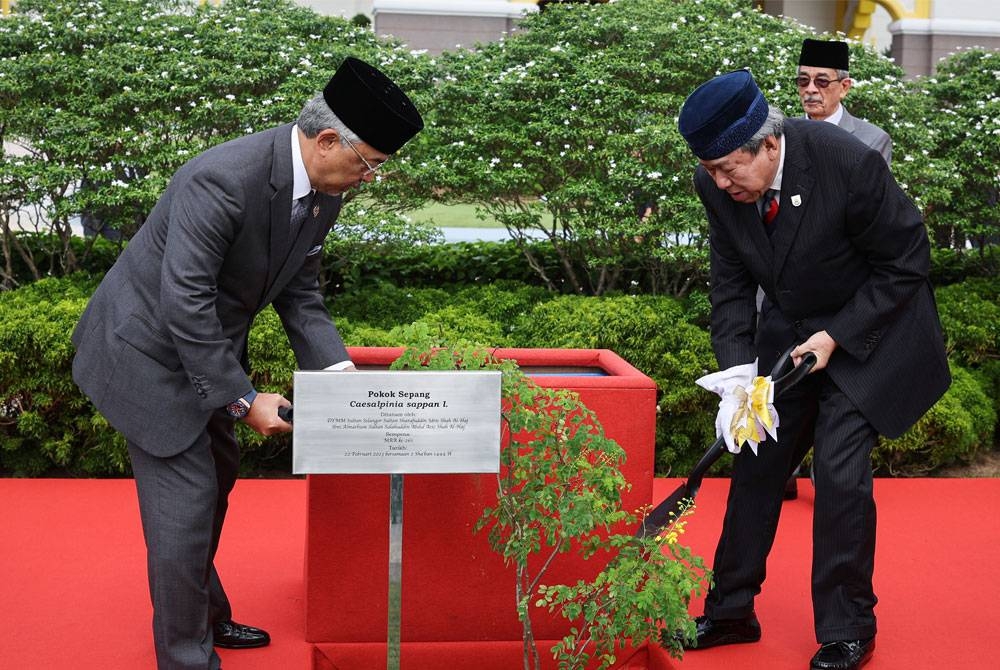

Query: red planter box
[304,348,660,669]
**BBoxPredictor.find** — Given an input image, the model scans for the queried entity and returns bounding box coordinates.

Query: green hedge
[2,275,997,477]
[0,276,130,476]
[323,239,568,292]
[934,277,1000,449]
[7,232,997,297]
[503,293,718,476]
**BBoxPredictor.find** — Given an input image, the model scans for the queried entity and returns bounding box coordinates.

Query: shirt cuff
[324,360,355,371]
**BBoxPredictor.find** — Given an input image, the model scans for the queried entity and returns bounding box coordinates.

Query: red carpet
[2,477,998,669]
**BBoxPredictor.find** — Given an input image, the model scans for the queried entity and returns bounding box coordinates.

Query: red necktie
[762,190,779,225]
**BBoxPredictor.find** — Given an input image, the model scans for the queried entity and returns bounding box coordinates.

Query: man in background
[784,38,894,500]
[797,38,891,164]
[71,57,423,669]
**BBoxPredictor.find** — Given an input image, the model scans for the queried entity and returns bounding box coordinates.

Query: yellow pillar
[848,0,933,40]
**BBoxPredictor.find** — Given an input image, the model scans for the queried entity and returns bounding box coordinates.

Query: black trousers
[704,370,878,643]
[128,411,240,670]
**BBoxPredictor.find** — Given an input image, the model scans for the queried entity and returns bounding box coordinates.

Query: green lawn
[407,201,555,229]
[406,202,502,228]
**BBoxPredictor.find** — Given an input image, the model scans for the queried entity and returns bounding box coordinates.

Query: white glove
[696,360,778,455]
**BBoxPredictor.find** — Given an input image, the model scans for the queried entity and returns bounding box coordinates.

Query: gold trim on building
[843,0,931,40]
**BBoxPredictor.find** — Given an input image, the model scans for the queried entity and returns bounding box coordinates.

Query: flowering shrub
[0,0,437,286]
[923,49,1000,248]
[400,0,959,295]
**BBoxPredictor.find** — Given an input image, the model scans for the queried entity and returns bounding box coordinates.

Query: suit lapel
[745,199,773,268]
[262,194,342,307]
[770,125,814,279]
[261,125,296,297]
[265,184,294,294]
[838,109,858,134]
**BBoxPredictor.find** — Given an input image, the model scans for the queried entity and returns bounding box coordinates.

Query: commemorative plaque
[291,369,502,668]
[291,370,502,475]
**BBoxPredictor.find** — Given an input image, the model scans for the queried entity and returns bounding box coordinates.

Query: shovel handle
[770,347,816,390]
[278,405,294,423]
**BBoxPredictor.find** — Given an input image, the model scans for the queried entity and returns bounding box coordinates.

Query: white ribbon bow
[696,360,779,455]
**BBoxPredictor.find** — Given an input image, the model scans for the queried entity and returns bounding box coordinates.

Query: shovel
[636,346,817,538]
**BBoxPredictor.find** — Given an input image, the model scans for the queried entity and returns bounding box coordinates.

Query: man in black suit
[668,70,949,670]
[71,58,422,669]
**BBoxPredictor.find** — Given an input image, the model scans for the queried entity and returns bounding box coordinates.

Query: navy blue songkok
[678,70,769,161]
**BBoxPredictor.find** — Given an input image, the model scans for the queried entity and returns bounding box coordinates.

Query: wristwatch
[226,389,258,419]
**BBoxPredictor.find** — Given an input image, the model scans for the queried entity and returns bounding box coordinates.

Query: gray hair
[741,105,785,155]
[297,94,362,145]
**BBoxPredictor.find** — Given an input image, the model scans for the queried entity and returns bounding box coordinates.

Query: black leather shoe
[213,620,271,649]
[810,637,875,670]
[665,613,761,650]
[783,476,799,500]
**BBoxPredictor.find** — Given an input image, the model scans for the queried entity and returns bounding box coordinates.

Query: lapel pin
[791,194,802,207]
[312,205,321,218]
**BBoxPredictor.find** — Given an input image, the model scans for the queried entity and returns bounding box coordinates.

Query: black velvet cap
[323,57,424,154]
[678,70,769,161]
[798,39,850,71]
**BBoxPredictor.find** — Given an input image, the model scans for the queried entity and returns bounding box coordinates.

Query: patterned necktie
[761,189,779,231]
[290,192,313,238]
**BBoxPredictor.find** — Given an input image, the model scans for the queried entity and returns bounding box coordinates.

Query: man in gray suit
[783,38,893,500]
[71,57,423,670]
[797,38,892,164]
[668,70,949,670]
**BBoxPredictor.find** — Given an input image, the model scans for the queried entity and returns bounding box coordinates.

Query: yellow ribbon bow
[729,376,774,449]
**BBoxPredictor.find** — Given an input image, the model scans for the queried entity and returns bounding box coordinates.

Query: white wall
[299,0,373,20]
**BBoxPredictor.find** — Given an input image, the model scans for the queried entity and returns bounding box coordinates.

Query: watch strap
[226,389,258,418]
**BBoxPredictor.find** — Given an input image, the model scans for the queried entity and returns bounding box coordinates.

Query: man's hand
[792,330,837,371]
[243,392,292,436]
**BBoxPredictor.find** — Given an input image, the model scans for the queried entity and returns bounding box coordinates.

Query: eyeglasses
[795,75,843,89]
[343,136,385,175]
